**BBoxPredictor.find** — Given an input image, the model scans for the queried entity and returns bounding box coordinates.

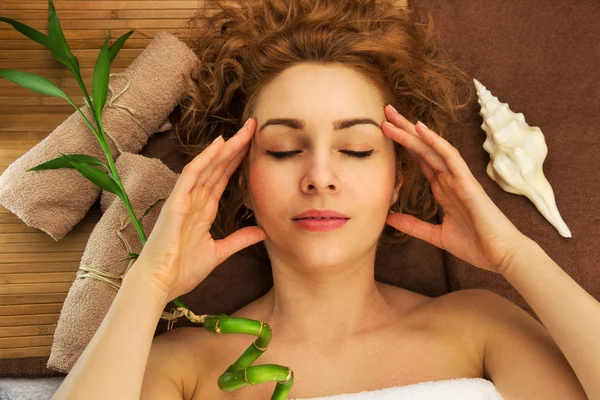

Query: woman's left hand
[382,105,531,275]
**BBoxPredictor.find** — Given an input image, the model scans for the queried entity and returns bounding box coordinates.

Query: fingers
[383,105,472,181]
[210,140,250,202]
[417,157,437,184]
[170,118,253,205]
[199,118,254,189]
[387,212,443,250]
[413,121,472,180]
[215,225,267,265]
[382,106,450,176]
[171,136,224,197]
[191,142,249,223]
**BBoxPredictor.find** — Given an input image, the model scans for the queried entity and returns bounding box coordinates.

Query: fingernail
[212,135,223,144]
[388,104,398,114]
[417,120,429,130]
[243,118,251,128]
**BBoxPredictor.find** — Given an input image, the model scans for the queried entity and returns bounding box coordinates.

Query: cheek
[247,163,290,210]
[354,163,395,202]
[348,154,397,211]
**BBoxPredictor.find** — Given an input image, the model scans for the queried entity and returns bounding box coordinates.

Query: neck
[261,255,397,348]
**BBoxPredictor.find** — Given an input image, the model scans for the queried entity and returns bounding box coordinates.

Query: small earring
[242,203,253,220]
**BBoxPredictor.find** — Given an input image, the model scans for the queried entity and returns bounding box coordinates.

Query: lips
[292,209,350,220]
[294,217,349,232]
[295,217,346,220]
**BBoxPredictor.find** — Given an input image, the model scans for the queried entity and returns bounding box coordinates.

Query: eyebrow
[257,117,381,134]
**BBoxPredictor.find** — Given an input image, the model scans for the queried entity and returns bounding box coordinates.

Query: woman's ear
[391,173,403,205]
[238,174,251,207]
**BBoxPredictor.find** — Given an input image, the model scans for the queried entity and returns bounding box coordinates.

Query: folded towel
[47,152,180,373]
[0,376,65,400]
[0,31,200,241]
[292,378,504,400]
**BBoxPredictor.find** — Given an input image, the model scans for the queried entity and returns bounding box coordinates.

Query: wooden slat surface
[0,0,202,360]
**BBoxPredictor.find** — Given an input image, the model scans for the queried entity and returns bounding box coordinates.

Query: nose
[300,151,340,194]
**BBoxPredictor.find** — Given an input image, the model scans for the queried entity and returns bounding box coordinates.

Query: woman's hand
[135,118,267,302]
[382,105,531,275]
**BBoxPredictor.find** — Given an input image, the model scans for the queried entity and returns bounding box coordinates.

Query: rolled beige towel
[0,31,200,241]
[47,152,180,373]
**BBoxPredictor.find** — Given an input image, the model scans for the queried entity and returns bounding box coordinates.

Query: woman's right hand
[134,118,266,303]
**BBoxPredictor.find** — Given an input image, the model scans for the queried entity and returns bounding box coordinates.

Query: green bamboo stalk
[203,313,294,395]
[0,2,294,397]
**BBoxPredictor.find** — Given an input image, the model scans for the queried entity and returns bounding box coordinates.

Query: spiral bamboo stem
[164,307,295,399]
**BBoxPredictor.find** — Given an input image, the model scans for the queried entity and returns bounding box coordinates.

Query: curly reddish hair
[171,0,474,263]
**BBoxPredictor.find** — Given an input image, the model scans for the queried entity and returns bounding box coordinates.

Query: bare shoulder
[381,285,490,346]
[428,288,504,343]
[149,326,210,400]
[432,288,532,344]
[429,289,554,375]
[447,289,587,398]
[429,288,502,319]
[421,289,500,372]
[379,285,494,378]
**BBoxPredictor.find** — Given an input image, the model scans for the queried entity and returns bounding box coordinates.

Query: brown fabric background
[411,0,600,321]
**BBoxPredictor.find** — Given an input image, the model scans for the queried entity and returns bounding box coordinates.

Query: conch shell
[473,78,572,238]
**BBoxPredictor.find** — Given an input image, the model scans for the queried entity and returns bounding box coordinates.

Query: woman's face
[243,62,402,267]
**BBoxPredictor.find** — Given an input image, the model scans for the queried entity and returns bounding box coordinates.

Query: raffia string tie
[76,213,135,291]
[162,307,210,331]
[76,214,205,328]
[83,72,152,157]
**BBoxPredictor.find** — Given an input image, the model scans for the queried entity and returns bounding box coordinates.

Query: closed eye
[267,150,374,159]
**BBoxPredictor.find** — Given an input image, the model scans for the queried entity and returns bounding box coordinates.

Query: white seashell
[473,79,572,238]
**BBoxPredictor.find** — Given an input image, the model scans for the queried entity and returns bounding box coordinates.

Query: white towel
[292,377,504,400]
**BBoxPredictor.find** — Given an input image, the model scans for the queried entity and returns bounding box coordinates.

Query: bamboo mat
[0,0,408,360]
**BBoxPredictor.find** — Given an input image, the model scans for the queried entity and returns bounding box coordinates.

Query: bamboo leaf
[138,198,166,226]
[26,154,109,172]
[119,252,139,263]
[109,30,134,63]
[0,16,72,71]
[0,70,100,141]
[0,69,73,102]
[59,152,123,196]
[48,0,80,75]
[92,32,111,124]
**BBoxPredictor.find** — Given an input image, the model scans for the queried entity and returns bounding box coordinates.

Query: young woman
[51,1,598,399]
